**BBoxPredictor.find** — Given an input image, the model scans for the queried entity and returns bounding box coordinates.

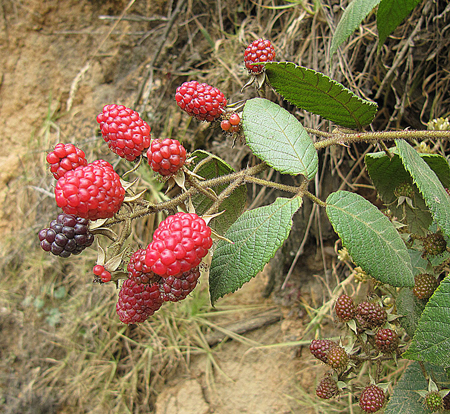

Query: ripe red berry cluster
[147,138,187,176]
[93,265,112,283]
[309,339,337,364]
[375,328,399,353]
[96,104,151,161]
[175,80,227,122]
[220,113,241,134]
[334,294,356,322]
[47,143,88,180]
[55,159,125,220]
[356,301,387,329]
[39,213,94,257]
[413,273,439,300]
[244,38,276,74]
[359,385,385,413]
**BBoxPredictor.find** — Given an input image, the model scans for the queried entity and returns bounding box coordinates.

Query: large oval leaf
[326,190,413,287]
[188,150,247,234]
[264,62,378,129]
[209,197,302,305]
[396,139,450,238]
[242,98,318,179]
[403,275,450,366]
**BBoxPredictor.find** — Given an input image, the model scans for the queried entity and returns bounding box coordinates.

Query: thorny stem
[205,175,245,216]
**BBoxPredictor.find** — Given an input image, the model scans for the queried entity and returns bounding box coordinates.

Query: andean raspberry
[413,273,439,300]
[46,143,88,180]
[145,212,213,277]
[55,160,125,220]
[326,345,349,370]
[39,213,94,258]
[160,266,201,302]
[116,278,164,324]
[356,301,387,329]
[93,264,112,283]
[422,232,447,258]
[127,249,160,285]
[96,104,151,161]
[334,294,356,322]
[309,339,337,364]
[375,328,399,353]
[244,38,276,74]
[316,376,339,399]
[359,385,385,413]
[424,391,443,411]
[147,138,187,176]
[175,80,227,122]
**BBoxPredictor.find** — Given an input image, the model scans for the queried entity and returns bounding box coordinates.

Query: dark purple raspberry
[38,213,94,258]
[127,249,160,285]
[309,339,337,364]
[145,212,213,278]
[316,376,339,399]
[356,301,387,329]
[147,138,187,176]
[244,38,276,74]
[375,328,399,353]
[359,385,385,413]
[46,143,88,180]
[116,278,164,324]
[96,104,151,161]
[160,267,201,302]
[175,80,227,122]
[326,346,349,370]
[413,273,439,300]
[55,160,125,220]
[334,294,356,322]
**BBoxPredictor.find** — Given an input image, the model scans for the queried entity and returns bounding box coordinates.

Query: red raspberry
[38,213,94,258]
[316,376,339,399]
[127,248,160,285]
[96,104,151,161]
[334,294,356,322]
[356,301,387,329]
[326,346,349,370]
[145,212,213,277]
[375,328,399,353]
[175,80,227,122]
[93,264,111,283]
[46,143,88,180]
[147,138,187,176]
[413,273,439,300]
[160,267,201,302]
[55,160,125,220]
[244,38,276,74]
[309,339,337,364]
[359,385,385,413]
[116,278,164,324]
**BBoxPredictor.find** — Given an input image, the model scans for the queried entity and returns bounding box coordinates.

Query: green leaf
[403,275,450,366]
[242,98,318,179]
[396,287,425,337]
[330,0,381,57]
[396,139,450,238]
[188,150,247,234]
[209,197,302,305]
[385,361,450,413]
[365,151,432,235]
[421,153,450,189]
[377,0,423,50]
[265,62,377,129]
[326,190,414,287]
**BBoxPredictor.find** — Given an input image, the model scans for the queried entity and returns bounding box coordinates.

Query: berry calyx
[425,391,443,411]
[334,294,356,322]
[175,80,227,122]
[127,248,160,285]
[244,38,276,74]
[413,273,439,300]
[375,328,399,353]
[55,160,125,220]
[160,266,201,302]
[46,143,88,180]
[146,138,187,177]
[356,301,387,329]
[316,376,339,399]
[309,339,337,364]
[96,104,151,161]
[326,346,349,370]
[116,278,164,324]
[38,213,94,258]
[93,264,112,283]
[422,233,447,258]
[145,212,213,277]
[359,385,385,413]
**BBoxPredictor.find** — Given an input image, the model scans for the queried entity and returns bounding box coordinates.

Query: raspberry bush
[38,30,450,412]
